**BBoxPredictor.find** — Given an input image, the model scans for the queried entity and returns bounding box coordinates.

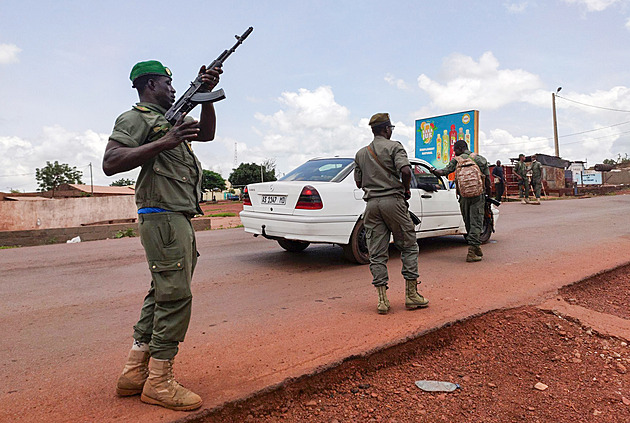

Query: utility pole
[552,87,561,157]
[89,162,93,195]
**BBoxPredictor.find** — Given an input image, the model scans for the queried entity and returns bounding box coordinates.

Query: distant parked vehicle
[239,157,499,264]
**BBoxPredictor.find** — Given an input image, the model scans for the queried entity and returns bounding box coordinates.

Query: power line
[556,95,630,113]
[487,119,630,146]
[560,129,630,145]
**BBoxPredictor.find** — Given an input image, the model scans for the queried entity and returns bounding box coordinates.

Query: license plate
[261,195,286,205]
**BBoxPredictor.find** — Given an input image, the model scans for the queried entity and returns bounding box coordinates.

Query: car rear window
[280,158,355,182]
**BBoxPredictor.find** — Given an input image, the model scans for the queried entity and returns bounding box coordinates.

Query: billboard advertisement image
[415,110,479,170]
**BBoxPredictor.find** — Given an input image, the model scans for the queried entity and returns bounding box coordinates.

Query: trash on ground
[415,380,460,392]
[66,236,81,243]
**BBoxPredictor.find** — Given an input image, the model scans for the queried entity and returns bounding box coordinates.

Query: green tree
[201,170,226,192]
[110,178,135,187]
[228,161,277,187]
[603,153,629,165]
[35,161,83,195]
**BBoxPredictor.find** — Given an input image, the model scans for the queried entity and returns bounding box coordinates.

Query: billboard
[415,110,479,169]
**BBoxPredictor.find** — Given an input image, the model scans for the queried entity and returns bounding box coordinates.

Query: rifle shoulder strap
[367,144,399,179]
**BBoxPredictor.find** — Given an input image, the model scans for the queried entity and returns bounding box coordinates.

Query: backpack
[454,153,484,197]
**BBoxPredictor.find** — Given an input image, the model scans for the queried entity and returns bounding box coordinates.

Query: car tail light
[243,186,252,206]
[295,185,323,209]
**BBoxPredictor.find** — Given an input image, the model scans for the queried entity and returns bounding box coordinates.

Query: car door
[410,162,461,233]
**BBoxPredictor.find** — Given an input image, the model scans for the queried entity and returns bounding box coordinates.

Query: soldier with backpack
[431,140,491,262]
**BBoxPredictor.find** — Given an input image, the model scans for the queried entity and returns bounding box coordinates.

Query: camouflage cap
[369,113,391,127]
[129,60,172,82]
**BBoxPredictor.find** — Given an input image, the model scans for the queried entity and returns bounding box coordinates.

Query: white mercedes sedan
[239,157,499,264]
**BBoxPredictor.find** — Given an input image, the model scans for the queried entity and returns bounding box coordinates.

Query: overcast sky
[1,0,630,191]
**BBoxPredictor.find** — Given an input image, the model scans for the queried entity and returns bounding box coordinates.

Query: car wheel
[478,215,493,244]
[277,239,310,252]
[342,219,370,265]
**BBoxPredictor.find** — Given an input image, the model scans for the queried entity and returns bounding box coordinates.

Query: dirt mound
[198,267,630,423]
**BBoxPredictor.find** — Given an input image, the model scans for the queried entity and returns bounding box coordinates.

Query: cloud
[504,2,529,14]
[248,86,414,177]
[417,51,544,111]
[385,73,410,90]
[626,17,630,29]
[0,43,21,65]
[0,126,123,191]
[562,0,622,12]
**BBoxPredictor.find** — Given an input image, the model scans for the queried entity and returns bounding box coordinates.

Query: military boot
[376,285,390,314]
[141,358,203,411]
[116,349,150,396]
[466,246,482,262]
[473,245,483,257]
[405,280,429,309]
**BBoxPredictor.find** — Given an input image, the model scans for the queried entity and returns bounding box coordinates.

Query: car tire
[342,219,370,265]
[277,239,310,252]
[479,215,493,244]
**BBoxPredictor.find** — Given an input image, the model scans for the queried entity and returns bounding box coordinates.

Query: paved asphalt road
[2,195,630,422]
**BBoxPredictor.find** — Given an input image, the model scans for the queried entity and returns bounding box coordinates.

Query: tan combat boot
[116,349,150,396]
[405,280,429,309]
[473,245,483,257]
[520,198,526,204]
[376,285,390,314]
[141,358,203,411]
[466,246,482,262]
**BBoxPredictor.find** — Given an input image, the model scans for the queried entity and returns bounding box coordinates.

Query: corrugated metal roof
[5,196,51,201]
[63,184,135,195]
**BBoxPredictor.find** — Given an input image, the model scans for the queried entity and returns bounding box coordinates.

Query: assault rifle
[164,26,253,125]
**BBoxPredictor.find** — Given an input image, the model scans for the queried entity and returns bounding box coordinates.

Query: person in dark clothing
[492,160,505,202]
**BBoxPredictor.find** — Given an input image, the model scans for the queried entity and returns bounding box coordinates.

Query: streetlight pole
[552,87,562,157]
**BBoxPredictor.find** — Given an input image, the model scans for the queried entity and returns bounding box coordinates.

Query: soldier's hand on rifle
[199,65,223,91]
[160,114,200,149]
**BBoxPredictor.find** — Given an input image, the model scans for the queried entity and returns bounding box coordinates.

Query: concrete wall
[0,196,137,231]
[0,218,212,247]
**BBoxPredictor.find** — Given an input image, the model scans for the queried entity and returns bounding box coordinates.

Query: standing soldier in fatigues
[514,153,530,204]
[354,113,429,314]
[530,154,542,204]
[103,60,222,411]
[432,140,491,262]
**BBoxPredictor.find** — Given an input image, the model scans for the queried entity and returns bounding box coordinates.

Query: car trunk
[245,182,306,215]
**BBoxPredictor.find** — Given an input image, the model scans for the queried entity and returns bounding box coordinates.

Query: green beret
[369,113,391,127]
[129,60,172,83]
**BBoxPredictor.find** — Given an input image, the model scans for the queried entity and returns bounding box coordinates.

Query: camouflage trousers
[531,179,542,199]
[518,178,530,198]
[133,212,198,360]
[459,194,485,247]
[363,196,419,287]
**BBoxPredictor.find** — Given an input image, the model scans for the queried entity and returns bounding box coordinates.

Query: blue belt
[137,207,171,214]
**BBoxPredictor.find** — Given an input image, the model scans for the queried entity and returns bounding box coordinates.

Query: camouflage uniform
[109,102,202,360]
[530,160,543,199]
[514,160,530,199]
[354,135,419,287]
[434,150,490,247]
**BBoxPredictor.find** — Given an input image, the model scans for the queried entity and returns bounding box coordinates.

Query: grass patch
[207,212,236,217]
[114,228,137,238]
[0,245,19,249]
